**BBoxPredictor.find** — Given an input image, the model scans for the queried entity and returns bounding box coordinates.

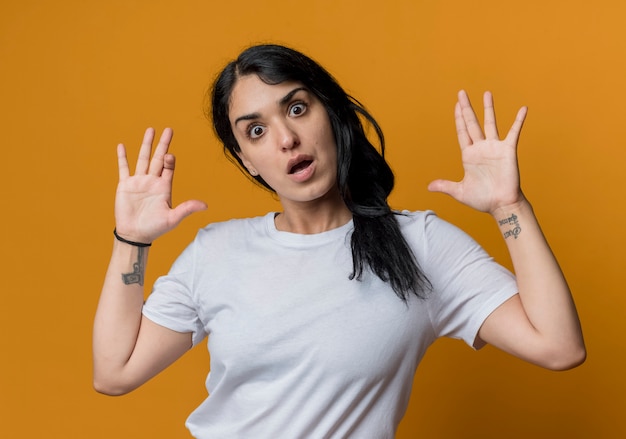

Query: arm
[93,128,207,395]
[428,91,585,370]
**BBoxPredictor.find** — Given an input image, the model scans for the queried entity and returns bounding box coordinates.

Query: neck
[276,192,352,234]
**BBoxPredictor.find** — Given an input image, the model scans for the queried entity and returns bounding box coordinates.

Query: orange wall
[1,1,623,437]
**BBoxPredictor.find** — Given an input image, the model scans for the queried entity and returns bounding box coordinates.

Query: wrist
[113,228,152,247]
[489,192,530,219]
[491,198,534,240]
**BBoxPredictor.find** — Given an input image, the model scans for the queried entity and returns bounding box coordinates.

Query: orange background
[1,1,624,437]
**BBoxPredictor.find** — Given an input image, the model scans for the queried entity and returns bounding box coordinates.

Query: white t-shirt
[143,210,518,438]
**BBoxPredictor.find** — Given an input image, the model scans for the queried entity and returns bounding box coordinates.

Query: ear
[236,150,258,176]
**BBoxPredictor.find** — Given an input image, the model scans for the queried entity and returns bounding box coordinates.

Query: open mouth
[289,160,313,174]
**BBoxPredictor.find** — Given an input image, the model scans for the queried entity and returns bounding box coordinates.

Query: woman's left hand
[429,91,586,371]
[428,90,528,216]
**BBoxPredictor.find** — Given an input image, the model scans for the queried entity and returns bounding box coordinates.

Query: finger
[454,102,472,148]
[504,106,528,145]
[427,179,462,199]
[168,199,208,227]
[160,153,176,183]
[117,143,130,180]
[483,91,499,140]
[135,128,155,175]
[148,128,174,176]
[171,200,207,222]
[458,90,485,142]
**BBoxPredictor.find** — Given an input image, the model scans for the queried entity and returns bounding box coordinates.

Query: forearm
[493,198,585,364]
[93,240,148,390]
[93,128,203,393]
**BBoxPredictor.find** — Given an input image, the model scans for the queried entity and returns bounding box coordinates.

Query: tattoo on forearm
[499,213,522,239]
[122,247,146,286]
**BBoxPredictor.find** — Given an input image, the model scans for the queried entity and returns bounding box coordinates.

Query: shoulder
[394,209,488,268]
[169,213,273,266]
[394,209,461,243]
[394,209,435,227]
[196,213,272,242]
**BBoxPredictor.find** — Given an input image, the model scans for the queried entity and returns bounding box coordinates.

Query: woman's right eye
[247,125,265,139]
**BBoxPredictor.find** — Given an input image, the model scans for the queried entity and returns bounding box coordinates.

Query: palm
[114,128,207,243]
[429,91,527,215]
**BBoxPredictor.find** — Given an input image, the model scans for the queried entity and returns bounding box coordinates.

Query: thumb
[427,179,460,198]
[168,200,208,226]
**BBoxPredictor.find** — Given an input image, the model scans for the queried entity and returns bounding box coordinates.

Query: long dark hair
[210,44,430,301]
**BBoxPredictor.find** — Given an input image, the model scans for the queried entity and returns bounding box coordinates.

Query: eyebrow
[233,86,309,126]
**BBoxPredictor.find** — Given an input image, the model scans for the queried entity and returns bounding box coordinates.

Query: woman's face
[229,74,341,209]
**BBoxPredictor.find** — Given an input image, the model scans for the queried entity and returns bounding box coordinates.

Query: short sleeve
[142,239,207,347]
[417,212,518,348]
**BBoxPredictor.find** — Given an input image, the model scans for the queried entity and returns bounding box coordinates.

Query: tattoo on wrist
[122,247,146,286]
[499,213,522,239]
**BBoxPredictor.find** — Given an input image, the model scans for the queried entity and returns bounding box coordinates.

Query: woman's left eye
[289,103,307,116]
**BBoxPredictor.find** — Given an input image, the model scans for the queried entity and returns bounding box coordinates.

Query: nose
[276,122,300,151]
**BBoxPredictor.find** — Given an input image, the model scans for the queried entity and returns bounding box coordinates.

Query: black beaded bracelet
[113,228,152,247]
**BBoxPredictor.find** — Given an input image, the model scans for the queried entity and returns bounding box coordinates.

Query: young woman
[93,44,585,438]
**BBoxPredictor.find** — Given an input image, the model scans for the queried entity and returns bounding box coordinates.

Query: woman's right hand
[114,127,207,244]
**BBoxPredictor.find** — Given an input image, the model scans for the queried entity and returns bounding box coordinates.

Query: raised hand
[428,90,528,216]
[114,128,207,243]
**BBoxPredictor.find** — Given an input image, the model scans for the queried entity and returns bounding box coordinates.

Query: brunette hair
[210,44,430,301]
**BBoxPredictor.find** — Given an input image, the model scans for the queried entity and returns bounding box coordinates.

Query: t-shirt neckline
[264,212,354,246]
